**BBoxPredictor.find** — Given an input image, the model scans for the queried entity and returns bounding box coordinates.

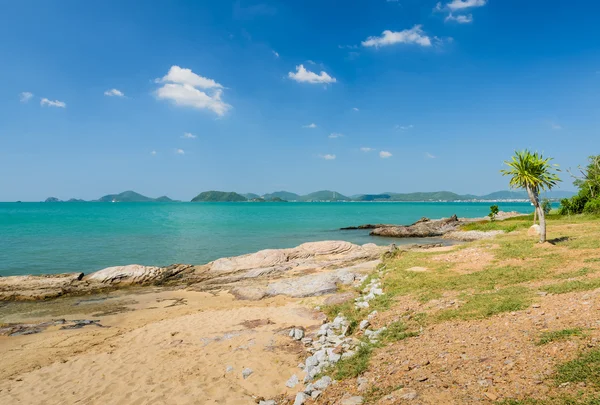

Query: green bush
[583,198,600,214]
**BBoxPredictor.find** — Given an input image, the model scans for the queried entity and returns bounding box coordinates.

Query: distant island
[42,189,576,203]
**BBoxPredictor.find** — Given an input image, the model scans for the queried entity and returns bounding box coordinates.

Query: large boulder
[266,269,359,298]
[0,273,83,301]
[527,224,541,237]
[83,264,187,285]
[371,215,461,238]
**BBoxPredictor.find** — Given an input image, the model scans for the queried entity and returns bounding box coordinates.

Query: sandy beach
[0,288,332,404]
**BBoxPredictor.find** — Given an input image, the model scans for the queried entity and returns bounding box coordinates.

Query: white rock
[329,352,342,363]
[359,320,370,330]
[304,383,315,395]
[226,365,234,373]
[341,396,364,405]
[356,301,369,309]
[311,390,322,399]
[293,328,305,340]
[313,376,332,390]
[259,401,276,405]
[286,374,299,388]
[294,392,308,405]
[242,368,253,379]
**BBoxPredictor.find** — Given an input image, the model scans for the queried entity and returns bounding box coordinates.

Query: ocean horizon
[0,201,538,277]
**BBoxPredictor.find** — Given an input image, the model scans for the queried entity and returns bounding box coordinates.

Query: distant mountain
[388,191,473,202]
[66,198,86,202]
[243,193,261,200]
[95,191,173,203]
[263,191,301,201]
[301,190,351,202]
[44,197,62,202]
[155,196,175,202]
[478,191,528,200]
[191,191,247,202]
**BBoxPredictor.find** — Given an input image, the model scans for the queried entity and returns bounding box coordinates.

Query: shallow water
[0,201,535,276]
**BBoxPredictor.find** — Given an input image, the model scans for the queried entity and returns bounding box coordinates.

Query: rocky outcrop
[1,242,385,301]
[0,273,83,301]
[442,230,505,241]
[370,215,461,238]
[82,264,189,285]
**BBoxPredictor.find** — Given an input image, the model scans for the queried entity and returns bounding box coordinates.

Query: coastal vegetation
[560,155,600,215]
[190,190,247,202]
[501,150,561,243]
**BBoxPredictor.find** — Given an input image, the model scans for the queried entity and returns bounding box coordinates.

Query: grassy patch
[461,220,528,233]
[499,396,600,405]
[380,321,419,343]
[322,301,362,335]
[554,268,596,280]
[329,343,373,380]
[537,328,584,345]
[556,349,600,388]
[436,287,533,321]
[542,279,600,295]
[362,385,404,403]
[584,258,600,263]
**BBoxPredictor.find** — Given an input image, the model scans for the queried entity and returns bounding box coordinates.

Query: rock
[359,320,370,330]
[226,365,234,373]
[242,368,253,379]
[311,390,322,399]
[324,292,356,306]
[406,267,429,272]
[313,376,332,390]
[286,374,299,388]
[357,376,368,392]
[528,224,541,237]
[0,273,83,301]
[484,392,498,401]
[83,264,182,285]
[259,401,276,405]
[294,392,308,405]
[370,215,460,238]
[230,287,267,301]
[266,270,358,298]
[396,388,418,400]
[341,396,364,405]
[293,328,305,340]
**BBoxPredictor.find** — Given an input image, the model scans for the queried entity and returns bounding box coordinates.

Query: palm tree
[501,150,561,243]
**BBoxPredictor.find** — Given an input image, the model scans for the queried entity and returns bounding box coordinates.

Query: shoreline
[0,212,524,301]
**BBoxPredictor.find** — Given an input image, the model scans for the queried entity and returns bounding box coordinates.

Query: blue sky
[1,0,598,201]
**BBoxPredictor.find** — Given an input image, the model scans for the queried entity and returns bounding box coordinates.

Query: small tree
[489,204,499,221]
[501,150,561,243]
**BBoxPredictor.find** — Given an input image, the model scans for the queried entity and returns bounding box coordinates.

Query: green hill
[301,190,350,202]
[191,191,248,202]
[243,193,261,200]
[44,197,62,202]
[95,191,172,202]
[263,191,301,201]
[155,196,175,202]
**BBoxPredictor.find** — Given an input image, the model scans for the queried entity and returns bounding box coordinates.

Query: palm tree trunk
[538,205,547,243]
[533,207,537,225]
[525,186,545,243]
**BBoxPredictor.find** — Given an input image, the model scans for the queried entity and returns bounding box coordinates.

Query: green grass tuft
[436,287,533,321]
[537,328,584,345]
[330,343,373,380]
[555,349,600,388]
[380,321,419,342]
[542,279,600,295]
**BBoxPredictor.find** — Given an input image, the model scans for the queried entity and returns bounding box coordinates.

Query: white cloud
[353,107,359,111]
[338,44,359,50]
[445,13,473,23]
[104,88,125,97]
[182,132,197,139]
[329,133,343,139]
[426,152,436,159]
[273,50,279,58]
[155,66,231,116]
[320,154,336,160]
[434,2,444,11]
[395,124,414,130]
[550,122,562,130]
[40,98,66,108]
[379,151,392,158]
[360,147,375,152]
[176,149,185,155]
[151,151,157,156]
[362,25,432,48]
[156,65,223,89]
[20,92,33,103]
[303,123,317,128]
[288,64,337,84]
[447,0,486,11]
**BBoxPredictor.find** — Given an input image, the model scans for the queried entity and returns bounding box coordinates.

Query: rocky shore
[341,211,522,238]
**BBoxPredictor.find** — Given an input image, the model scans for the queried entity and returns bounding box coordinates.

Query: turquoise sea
[0,202,536,277]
